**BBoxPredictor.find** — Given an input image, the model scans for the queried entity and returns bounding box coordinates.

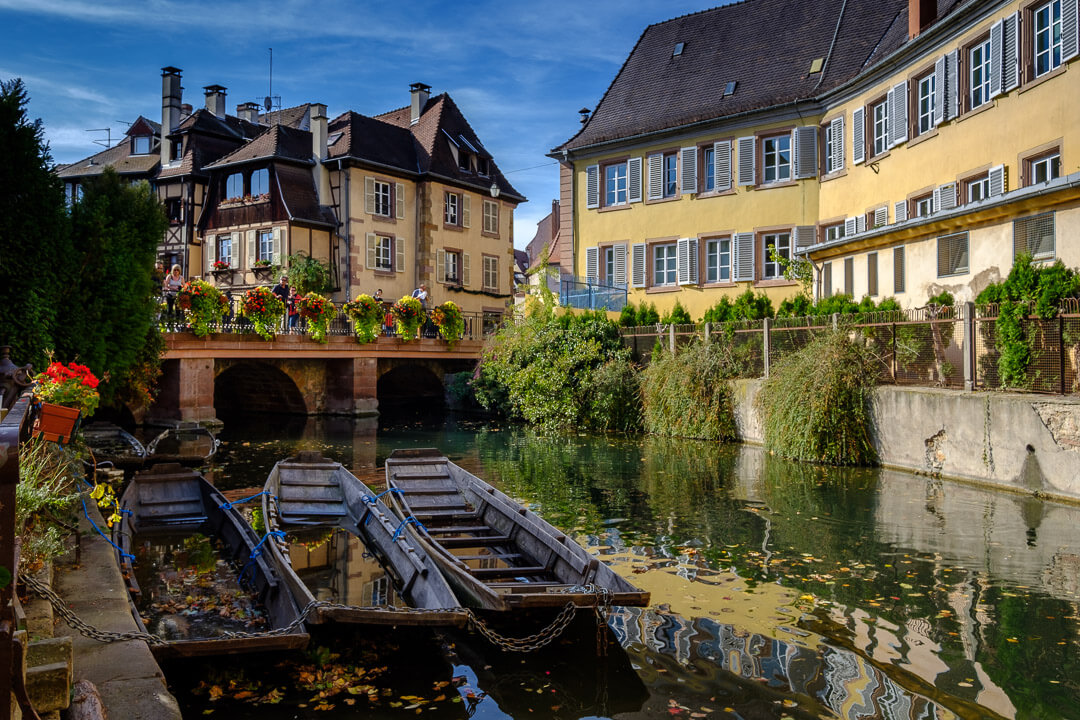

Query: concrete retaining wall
[732,379,1080,503]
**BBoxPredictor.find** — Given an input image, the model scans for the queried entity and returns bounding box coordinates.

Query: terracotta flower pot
[37,402,81,444]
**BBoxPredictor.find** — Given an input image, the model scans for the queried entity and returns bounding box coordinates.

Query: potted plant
[252,259,275,281]
[296,292,337,343]
[240,285,285,340]
[32,361,101,443]
[212,259,231,271]
[342,293,383,344]
[177,280,228,337]
[391,296,425,341]
[429,300,465,349]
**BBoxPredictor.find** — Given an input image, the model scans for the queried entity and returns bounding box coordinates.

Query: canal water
[164,412,1080,719]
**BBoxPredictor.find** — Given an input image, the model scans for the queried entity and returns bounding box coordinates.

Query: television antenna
[85,128,113,149]
[264,47,281,125]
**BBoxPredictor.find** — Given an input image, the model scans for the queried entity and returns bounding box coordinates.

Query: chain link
[463,601,578,652]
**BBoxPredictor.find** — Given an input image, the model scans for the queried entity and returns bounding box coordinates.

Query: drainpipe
[338,159,351,298]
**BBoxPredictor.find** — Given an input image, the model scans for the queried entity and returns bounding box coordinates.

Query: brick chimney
[909,0,937,38]
[160,66,182,166]
[310,103,330,205]
[236,102,260,124]
[203,85,227,118]
[409,82,431,126]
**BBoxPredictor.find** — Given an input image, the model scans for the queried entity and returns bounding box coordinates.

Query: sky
[0,0,721,249]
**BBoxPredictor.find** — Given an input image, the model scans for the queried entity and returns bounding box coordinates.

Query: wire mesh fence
[975,299,1080,394]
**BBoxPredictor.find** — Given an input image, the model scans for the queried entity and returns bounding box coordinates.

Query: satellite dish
[264,96,272,111]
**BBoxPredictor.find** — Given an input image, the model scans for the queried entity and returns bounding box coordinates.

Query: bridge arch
[377,362,445,407]
[214,361,306,417]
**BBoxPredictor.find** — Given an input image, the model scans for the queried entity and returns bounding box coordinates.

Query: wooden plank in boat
[453,553,522,561]
[439,535,511,548]
[149,632,309,659]
[427,525,496,535]
[278,486,343,504]
[470,566,549,579]
[314,606,467,627]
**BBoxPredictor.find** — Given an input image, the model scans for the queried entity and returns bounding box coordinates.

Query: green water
[168,413,1080,719]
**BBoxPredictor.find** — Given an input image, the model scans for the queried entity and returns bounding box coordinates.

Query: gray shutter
[436,248,446,283]
[945,50,960,121]
[933,56,947,126]
[680,146,697,194]
[631,243,646,288]
[272,226,283,264]
[206,234,216,271]
[613,243,627,285]
[366,233,376,269]
[677,237,698,285]
[889,81,908,146]
[737,136,755,185]
[585,165,599,209]
[894,200,908,223]
[845,217,858,236]
[794,226,816,250]
[822,262,832,297]
[844,257,854,295]
[647,154,663,199]
[856,215,867,234]
[988,164,1007,196]
[1064,0,1079,62]
[461,195,470,228]
[852,107,865,164]
[794,126,818,179]
[733,232,755,281]
[462,252,471,286]
[364,176,375,214]
[894,246,906,293]
[867,252,878,296]
[874,206,888,228]
[935,183,957,212]
[395,235,405,272]
[585,246,599,282]
[687,238,698,284]
[628,157,643,203]
[246,229,257,268]
[395,182,405,219]
[830,117,844,171]
[1003,11,1020,91]
[990,19,1004,98]
[714,141,732,191]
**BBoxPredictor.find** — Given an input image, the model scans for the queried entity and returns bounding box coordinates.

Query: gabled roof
[56,138,159,179]
[173,107,261,142]
[275,164,337,227]
[558,0,963,152]
[204,124,314,170]
[327,110,420,174]
[259,104,311,130]
[127,115,161,137]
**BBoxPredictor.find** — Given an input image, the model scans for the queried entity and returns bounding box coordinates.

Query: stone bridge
[149,333,482,423]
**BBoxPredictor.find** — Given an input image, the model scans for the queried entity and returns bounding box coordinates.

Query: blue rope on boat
[361,487,402,505]
[239,530,287,585]
[391,516,426,543]
[81,497,135,561]
[219,490,275,510]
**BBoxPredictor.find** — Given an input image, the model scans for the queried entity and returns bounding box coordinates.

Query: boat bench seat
[439,534,511,548]
[469,566,550,579]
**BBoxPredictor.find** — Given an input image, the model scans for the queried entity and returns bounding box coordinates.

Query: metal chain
[463,601,578,653]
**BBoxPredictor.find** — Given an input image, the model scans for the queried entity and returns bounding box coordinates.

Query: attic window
[327,132,343,146]
[132,135,152,155]
[458,135,479,154]
[809,57,824,74]
[673,42,685,56]
[722,81,737,97]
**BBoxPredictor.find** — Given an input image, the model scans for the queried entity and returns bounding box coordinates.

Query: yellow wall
[345,167,415,303]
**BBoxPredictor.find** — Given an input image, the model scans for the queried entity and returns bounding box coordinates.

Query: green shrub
[639,302,660,325]
[758,329,878,466]
[584,359,642,433]
[641,340,739,441]
[662,300,692,324]
[701,289,774,323]
[618,304,638,327]
[16,438,80,571]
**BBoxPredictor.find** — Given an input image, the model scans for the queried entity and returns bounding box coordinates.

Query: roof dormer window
[132,135,152,155]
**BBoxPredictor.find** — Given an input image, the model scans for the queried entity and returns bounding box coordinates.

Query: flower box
[36,402,80,444]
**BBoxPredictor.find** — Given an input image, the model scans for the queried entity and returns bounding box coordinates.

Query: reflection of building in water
[286,528,405,607]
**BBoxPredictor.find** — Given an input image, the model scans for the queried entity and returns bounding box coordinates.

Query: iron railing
[559,277,627,311]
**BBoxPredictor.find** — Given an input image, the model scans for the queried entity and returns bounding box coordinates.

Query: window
[969,39,992,109]
[653,244,677,286]
[824,223,845,242]
[64,183,82,207]
[916,72,936,135]
[705,237,731,283]
[225,173,243,200]
[370,181,391,217]
[913,193,934,218]
[762,135,791,183]
[867,252,878,296]
[445,192,460,225]
[822,262,833,297]
[662,153,678,197]
[171,138,182,162]
[444,250,461,283]
[476,157,489,176]
[250,168,269,197]
[872,99,889,157]
[966,173,991,203]
[1034,0,1063,77]
[1014,212,1056,259]
[844,257,854,294]
[605,163,628,206]
[132,135,151,155]
[894,246,906,293]
[257,229,274,263]
[761,232,791,279]
[703,146,715,191]
[373,235,393,271]
[216,234,233,266]
[483,199,499,234]
[603,246,615,282]
[1029,152,1061,184]
[482,255,499,291]
[937,232,969,277]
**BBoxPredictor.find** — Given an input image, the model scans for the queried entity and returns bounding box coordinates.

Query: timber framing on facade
[551,0,1080,316]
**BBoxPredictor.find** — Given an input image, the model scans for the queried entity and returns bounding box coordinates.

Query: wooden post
[762,317,771,378]
[704,322,711,343]
[668,323,676,354]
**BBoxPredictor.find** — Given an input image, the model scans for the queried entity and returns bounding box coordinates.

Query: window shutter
[1003,11,1020,91]
[677,237,698,285]
[734,232,755,281]
[714,141,732,191]
[933,56,947,126]
[366,233,376,269]
[585,165,599,209]
[647,153,663,199]
[364,176,375,215]
[990,19,1004,98]
[680,147,697,194]
[830,117,845,171]
[845,217,858,237]
[395,236,405,272]
[794,226,816,250]
[613,243,627,286]
[856,215,867,234]
[687,238,698,284]
[436,248,446,283]
[462,252,471,286]
[206,235,216,271]
[822,261,832,298]
[395,182,405,219]
[1064,0,1079,62]
[889,81,908,146]
[272,227,283,264]
[867,252,878,296]
[247,229,256,268]
[934,183,957,212]
[461,195,471,228]
[585,246,599,282]
[844,257,854,295]
[874,206,888,228]
[631,243,646,288]
[988,164,1007,196]
[895,200,908,223]
[945,50,960,120]
[737,137,755,185]
[628,157,643,203]
[794,126,818,179]
[852,107,865,164]
[894,246,906,293]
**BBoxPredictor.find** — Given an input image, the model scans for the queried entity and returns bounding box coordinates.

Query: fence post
[1060,314,1066,395]
[963,301,975,391]
[704,322,711,344]
[891,322,897,382]
[832,313,839,331]
[668,324,676,354]
[762,317,771,378]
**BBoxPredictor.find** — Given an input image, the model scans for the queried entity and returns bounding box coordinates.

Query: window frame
[225,172,244,201]
[257,229,274,263]
[915,69,937,137]
[373,235,394,271]
[444,248,462,284]
[482,254,499,292]
[871,97,890,158]
[216,234,233,267]
[1013,211,1056,260]
[662,152,678,198]
[761,231,791,280]
[371,180,392,217]
[964,172,991,203]
[912,192,934,218]
[652,243,678,287]
[824,223,846,243]
[482,199,499,235]
[604,161,629,207]
[761,133,792,185]
[1028,151,1061,185]
[967,35,993,111]
[702,145,716,192]
[1032,0,1063,78]
[250,168,269,197]
[132,135,152,155]
[703,236,732,284]
[444,191,461,226]
[937,231,970,278]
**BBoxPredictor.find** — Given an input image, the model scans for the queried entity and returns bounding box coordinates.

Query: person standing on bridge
[272,274,291,332]
[163,264,184,325]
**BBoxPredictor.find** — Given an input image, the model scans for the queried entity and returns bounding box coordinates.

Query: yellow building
[553,0,1079,316]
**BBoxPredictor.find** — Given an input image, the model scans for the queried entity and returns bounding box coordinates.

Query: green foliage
[16,438,79,570]
[661,300,692,324]
[776,294,814,318]
[618,304,638,327]
[927,290,955,307]
[342,294,383,343]
[633,302,660,325]
[285,252,334,296]
[641,340,739,441]
[583,359,642,433]
[701,289,774,323]
[758,329,878,466]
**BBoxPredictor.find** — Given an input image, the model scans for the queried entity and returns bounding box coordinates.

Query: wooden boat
[82,421,146,470]
[262,451,467,627]
[112,463,309,658]
[384,449,650,612]
[145,422,218,467]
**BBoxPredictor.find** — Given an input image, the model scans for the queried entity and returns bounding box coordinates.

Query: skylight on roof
[327,132,343,146]
[722,81,737,97]
[809,57,824,74]
[673,42,685,57]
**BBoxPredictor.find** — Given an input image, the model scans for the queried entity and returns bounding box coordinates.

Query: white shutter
[845,217,858,236]
[585,165,599,209]
[889,81,908,146]
[874,206,888,228]
[461,195,470,228]
[631,243,646,288]
[585,246,599,282]
[206,235,216,271]
[680,147,697,195]
[1064,0,1079,62]
[737,137,755,185]
[246,229,256,268]
[462,253,471,286]
[945,50,960,121]
[628,157,643,203]
[714,141,731,191]
[647,153,663,199]
[934,183,957,212]
[436,248,446,283]
[272,226,283,264]
[830,117,844,172]
[395,182,405,219]
[1003,11,1020,91]
[933,56,946,127]
[852,107,865,165]
[733,232,755,281]
[395,236,405,272]
[366,233,376,269]
[687,238,698,284]
[613,243,627,286]
[990,19,1004,98]
[895,200,908,223]
[364,176,375,215]
[989,164,1007,197]
[794,126,818,179]
[794,226,816,250]
[677,237,698,285]
[856,215,867,234]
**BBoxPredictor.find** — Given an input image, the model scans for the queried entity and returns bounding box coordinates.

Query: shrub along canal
[161,412,1080,719]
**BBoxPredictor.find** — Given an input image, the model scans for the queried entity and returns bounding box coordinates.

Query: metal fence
[559,277,628,312]
[975,298,1080,394]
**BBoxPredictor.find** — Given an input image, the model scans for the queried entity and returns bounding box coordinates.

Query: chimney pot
[909,0,937,38]
[410,82,431,126]
[161,67,183,166]
[203,85,227,118]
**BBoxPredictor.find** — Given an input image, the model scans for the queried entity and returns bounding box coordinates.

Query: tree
[0,79,72,370]
[286,252,334,296]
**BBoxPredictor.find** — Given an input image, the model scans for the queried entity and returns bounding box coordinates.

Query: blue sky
[1,0,720,248]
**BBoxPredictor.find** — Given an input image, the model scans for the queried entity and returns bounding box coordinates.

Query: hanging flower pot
[37,402,81,444]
